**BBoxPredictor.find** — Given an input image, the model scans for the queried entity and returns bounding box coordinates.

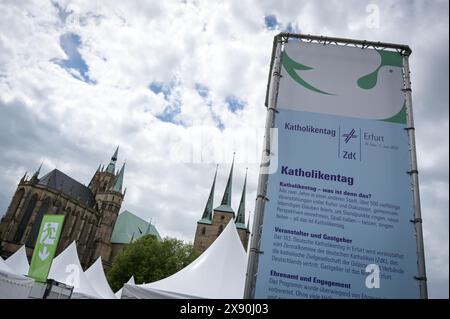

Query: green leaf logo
[282,51,335,95]
[357,50,403,89]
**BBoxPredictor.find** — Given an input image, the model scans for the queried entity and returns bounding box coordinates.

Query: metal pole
[244,35,283,299]
[278,33,411,56]
[403,55,428,299]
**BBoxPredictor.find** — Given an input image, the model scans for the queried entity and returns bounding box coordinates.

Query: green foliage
[107,235,201,292]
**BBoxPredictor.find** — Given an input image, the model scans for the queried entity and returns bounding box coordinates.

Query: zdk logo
[343,129,358,143]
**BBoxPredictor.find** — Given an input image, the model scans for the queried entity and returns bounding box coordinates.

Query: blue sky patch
[226,95,246,113]
[52,1,72,23]
[155,104,182,125]
[150,81,184,125]
[195,83,224,130]
[264,15,280,30]
[53,33,95,84]
[149,81,172,100]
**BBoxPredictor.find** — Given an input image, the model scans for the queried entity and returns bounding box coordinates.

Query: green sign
[28,214,65,282]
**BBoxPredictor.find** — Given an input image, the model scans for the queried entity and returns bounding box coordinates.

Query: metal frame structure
[244,33,427,299]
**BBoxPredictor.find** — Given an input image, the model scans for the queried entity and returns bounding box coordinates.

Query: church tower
[235,168,250,250]
[193,155,250,253]
[87,146,125,268]
[193,165,218,252]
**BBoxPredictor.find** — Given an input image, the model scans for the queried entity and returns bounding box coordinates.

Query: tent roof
[85,257,117,299]
[48,241,101,299]
[0,255,34,283]
[111,210,161,243]
[115,276,135,299]
[5,245,29,276]
[0,256,15,274]
[122,220,247,299]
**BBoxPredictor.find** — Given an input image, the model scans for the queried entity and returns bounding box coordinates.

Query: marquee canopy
[5,245,30,276]
[85,257,117,299]
[48,241,101,299]
[122,220,247,299]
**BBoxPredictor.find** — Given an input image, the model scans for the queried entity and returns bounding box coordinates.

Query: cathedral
[0,147,135,270]
[193,156,251,253]
[0,146,245,274]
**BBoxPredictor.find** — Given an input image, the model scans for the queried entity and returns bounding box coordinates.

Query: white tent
[0,256,34,299]
[5,245,30,276]
[85,257,117,299]
[115,276,135,299]
[122,220,247,299]
[48,241,101,299]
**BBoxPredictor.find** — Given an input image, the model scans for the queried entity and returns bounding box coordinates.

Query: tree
[107,235,201,292]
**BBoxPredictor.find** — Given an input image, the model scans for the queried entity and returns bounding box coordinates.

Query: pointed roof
[105,146,119,174]
[111,210,161,243]
[214,154,235,214]
[39,169,96,207]
[235,169,247,229]
[111,162,125,193]
[32,162,43,179]
[122,220,247,299]
[85,257,117,299]
[198,165,218,225]
[5,245,29,276]
[115,276,135,299]
[48,241,101,298]
[88,163,103,187]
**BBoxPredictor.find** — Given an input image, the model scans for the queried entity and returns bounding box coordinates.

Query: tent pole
[403,55,428,299]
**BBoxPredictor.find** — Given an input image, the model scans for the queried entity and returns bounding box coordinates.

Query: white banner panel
[253,40,421,299]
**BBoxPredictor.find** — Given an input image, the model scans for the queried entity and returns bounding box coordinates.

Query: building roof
[105,146,119,174]
[38,169,96,207]
[235,169,247,230]
[111,210,161,244]
[198,166,218,225]
[111,162,125,193]
[214,155,235,215]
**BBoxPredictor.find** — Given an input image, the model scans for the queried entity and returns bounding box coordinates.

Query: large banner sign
[253,40,421,298]
[28,214,65,282]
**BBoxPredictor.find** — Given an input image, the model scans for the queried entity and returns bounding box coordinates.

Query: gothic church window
[14,193,38,243]
[10,188,25,219]
[26,197,51,247]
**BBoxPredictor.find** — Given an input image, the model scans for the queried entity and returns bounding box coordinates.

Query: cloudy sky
[0,0,448,298]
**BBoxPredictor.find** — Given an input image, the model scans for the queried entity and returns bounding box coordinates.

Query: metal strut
[250,248,264,254]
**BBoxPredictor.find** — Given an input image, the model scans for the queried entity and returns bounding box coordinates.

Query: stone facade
[194,210,235,252]
[0,148,125,270]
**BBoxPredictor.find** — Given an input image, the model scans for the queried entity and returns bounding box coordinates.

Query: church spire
[105,146,119,174]
[235,168,247,229]
[111,162,125,193]
[198,165,218,224]
[33,162,43,178]
[214,153,235,214]
[89,163,101,187]
[30,162,43,182]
